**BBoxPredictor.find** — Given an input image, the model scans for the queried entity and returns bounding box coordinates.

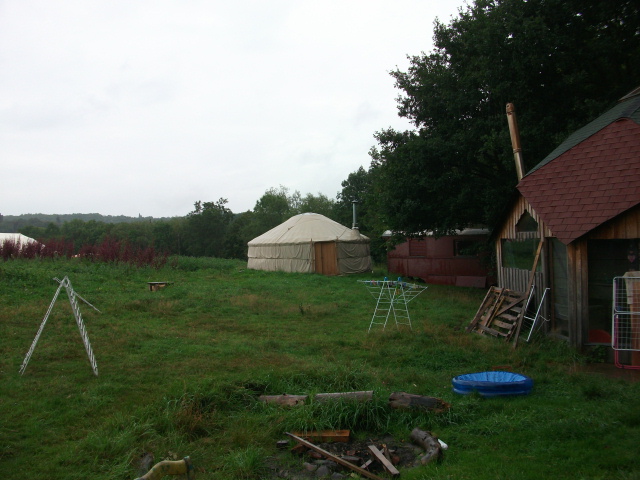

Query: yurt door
[314,242,338,275]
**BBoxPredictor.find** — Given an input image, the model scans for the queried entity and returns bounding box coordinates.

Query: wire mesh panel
[359,278,428,332]
[612,275,640,369]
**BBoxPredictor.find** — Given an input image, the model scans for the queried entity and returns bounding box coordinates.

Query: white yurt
[0,233,38,246]
[247,213,372,275]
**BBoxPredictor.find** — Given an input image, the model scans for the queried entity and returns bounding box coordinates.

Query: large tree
[370,0,640,236]
[183,199,234,257]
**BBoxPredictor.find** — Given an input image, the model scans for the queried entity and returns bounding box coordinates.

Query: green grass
[1,257,639,479]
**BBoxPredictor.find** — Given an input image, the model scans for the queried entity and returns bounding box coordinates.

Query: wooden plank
[290,430,350,443]
[492,319,515,330]
[494,294,526,317]
[368,445,400,477]
[286,433,386,480]
[480,290,506,327]
[497,313,517,322]
[466,288,495,332]
[512,238,545,346]
[467,287,503,332]
[360,459,373,469]
[476,324,508,337]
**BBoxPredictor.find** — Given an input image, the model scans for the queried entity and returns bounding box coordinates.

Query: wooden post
[512,237,545,348]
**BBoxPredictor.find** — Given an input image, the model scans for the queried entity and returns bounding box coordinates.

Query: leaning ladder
[20,276,100,376]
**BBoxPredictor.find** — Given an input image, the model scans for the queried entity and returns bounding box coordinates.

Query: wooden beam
[289,430,350,442]
[512,237,545,347]
[285,433,386,480]
[368,445,400,477]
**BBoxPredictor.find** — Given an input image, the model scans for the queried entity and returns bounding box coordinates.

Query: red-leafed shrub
[1,236,166,268]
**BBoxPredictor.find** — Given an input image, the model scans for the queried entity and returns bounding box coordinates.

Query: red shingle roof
[517,118,640,244]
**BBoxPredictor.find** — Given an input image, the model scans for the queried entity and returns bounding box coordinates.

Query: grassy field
[1,257,639,480]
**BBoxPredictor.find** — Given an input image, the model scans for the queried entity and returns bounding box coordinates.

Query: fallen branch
[258,394,308,406]
[409,428,443,465]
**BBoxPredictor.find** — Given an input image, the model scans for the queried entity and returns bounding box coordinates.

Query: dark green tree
[336,166,374,230]
[297,192,336,219]
[251,186,295,235]
[223,211,256,259]
[183,199,234,257]
[336,166,389,262]
[60,220,108,250]
[371,0,640,236]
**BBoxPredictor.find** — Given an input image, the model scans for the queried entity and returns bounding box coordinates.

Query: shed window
[501,238,541,270]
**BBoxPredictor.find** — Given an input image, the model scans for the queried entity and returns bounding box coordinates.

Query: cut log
[368,445,400,477]
[259,391,372,406]
[258,394,308,406]
[409,428,443,465]
[388,392,450,413]
[286,433,386,480]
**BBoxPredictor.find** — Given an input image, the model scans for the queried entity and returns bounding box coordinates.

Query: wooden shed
[495,87,640,355]
[385,229,493,288]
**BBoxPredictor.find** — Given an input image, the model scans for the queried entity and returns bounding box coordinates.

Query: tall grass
[1,257,638,479]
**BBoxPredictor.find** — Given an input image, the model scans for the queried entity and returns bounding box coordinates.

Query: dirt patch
[266,435,427,479]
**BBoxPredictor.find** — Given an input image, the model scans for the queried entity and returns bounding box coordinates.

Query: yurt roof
[248,213,369,245]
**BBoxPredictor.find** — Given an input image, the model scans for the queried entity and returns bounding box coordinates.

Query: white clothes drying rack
[359,277,428,332]
[19,276,100,376]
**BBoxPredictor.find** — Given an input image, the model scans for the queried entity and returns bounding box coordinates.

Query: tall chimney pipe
[352,200,359,230]
[506,103,525,181]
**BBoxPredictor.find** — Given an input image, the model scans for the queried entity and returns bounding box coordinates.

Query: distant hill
[0,213,176,233]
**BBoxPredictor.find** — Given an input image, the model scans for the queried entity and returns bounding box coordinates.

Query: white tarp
[247,213,372,274]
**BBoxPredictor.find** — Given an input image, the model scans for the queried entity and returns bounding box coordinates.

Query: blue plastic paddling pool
[452,371,533,397]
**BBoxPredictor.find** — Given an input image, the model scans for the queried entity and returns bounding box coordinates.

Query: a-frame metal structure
[20,276,100,376]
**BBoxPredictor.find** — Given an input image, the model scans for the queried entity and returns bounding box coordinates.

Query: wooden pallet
[467,286,526,340]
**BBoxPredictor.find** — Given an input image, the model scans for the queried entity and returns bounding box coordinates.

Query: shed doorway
[314,241,338,275]
[587,239,640,344]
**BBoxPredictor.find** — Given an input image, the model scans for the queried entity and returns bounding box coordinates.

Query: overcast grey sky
[1,0,465,218]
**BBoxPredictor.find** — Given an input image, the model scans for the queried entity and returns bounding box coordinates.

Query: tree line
[4,0,638,262]
[2,186,384,261]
